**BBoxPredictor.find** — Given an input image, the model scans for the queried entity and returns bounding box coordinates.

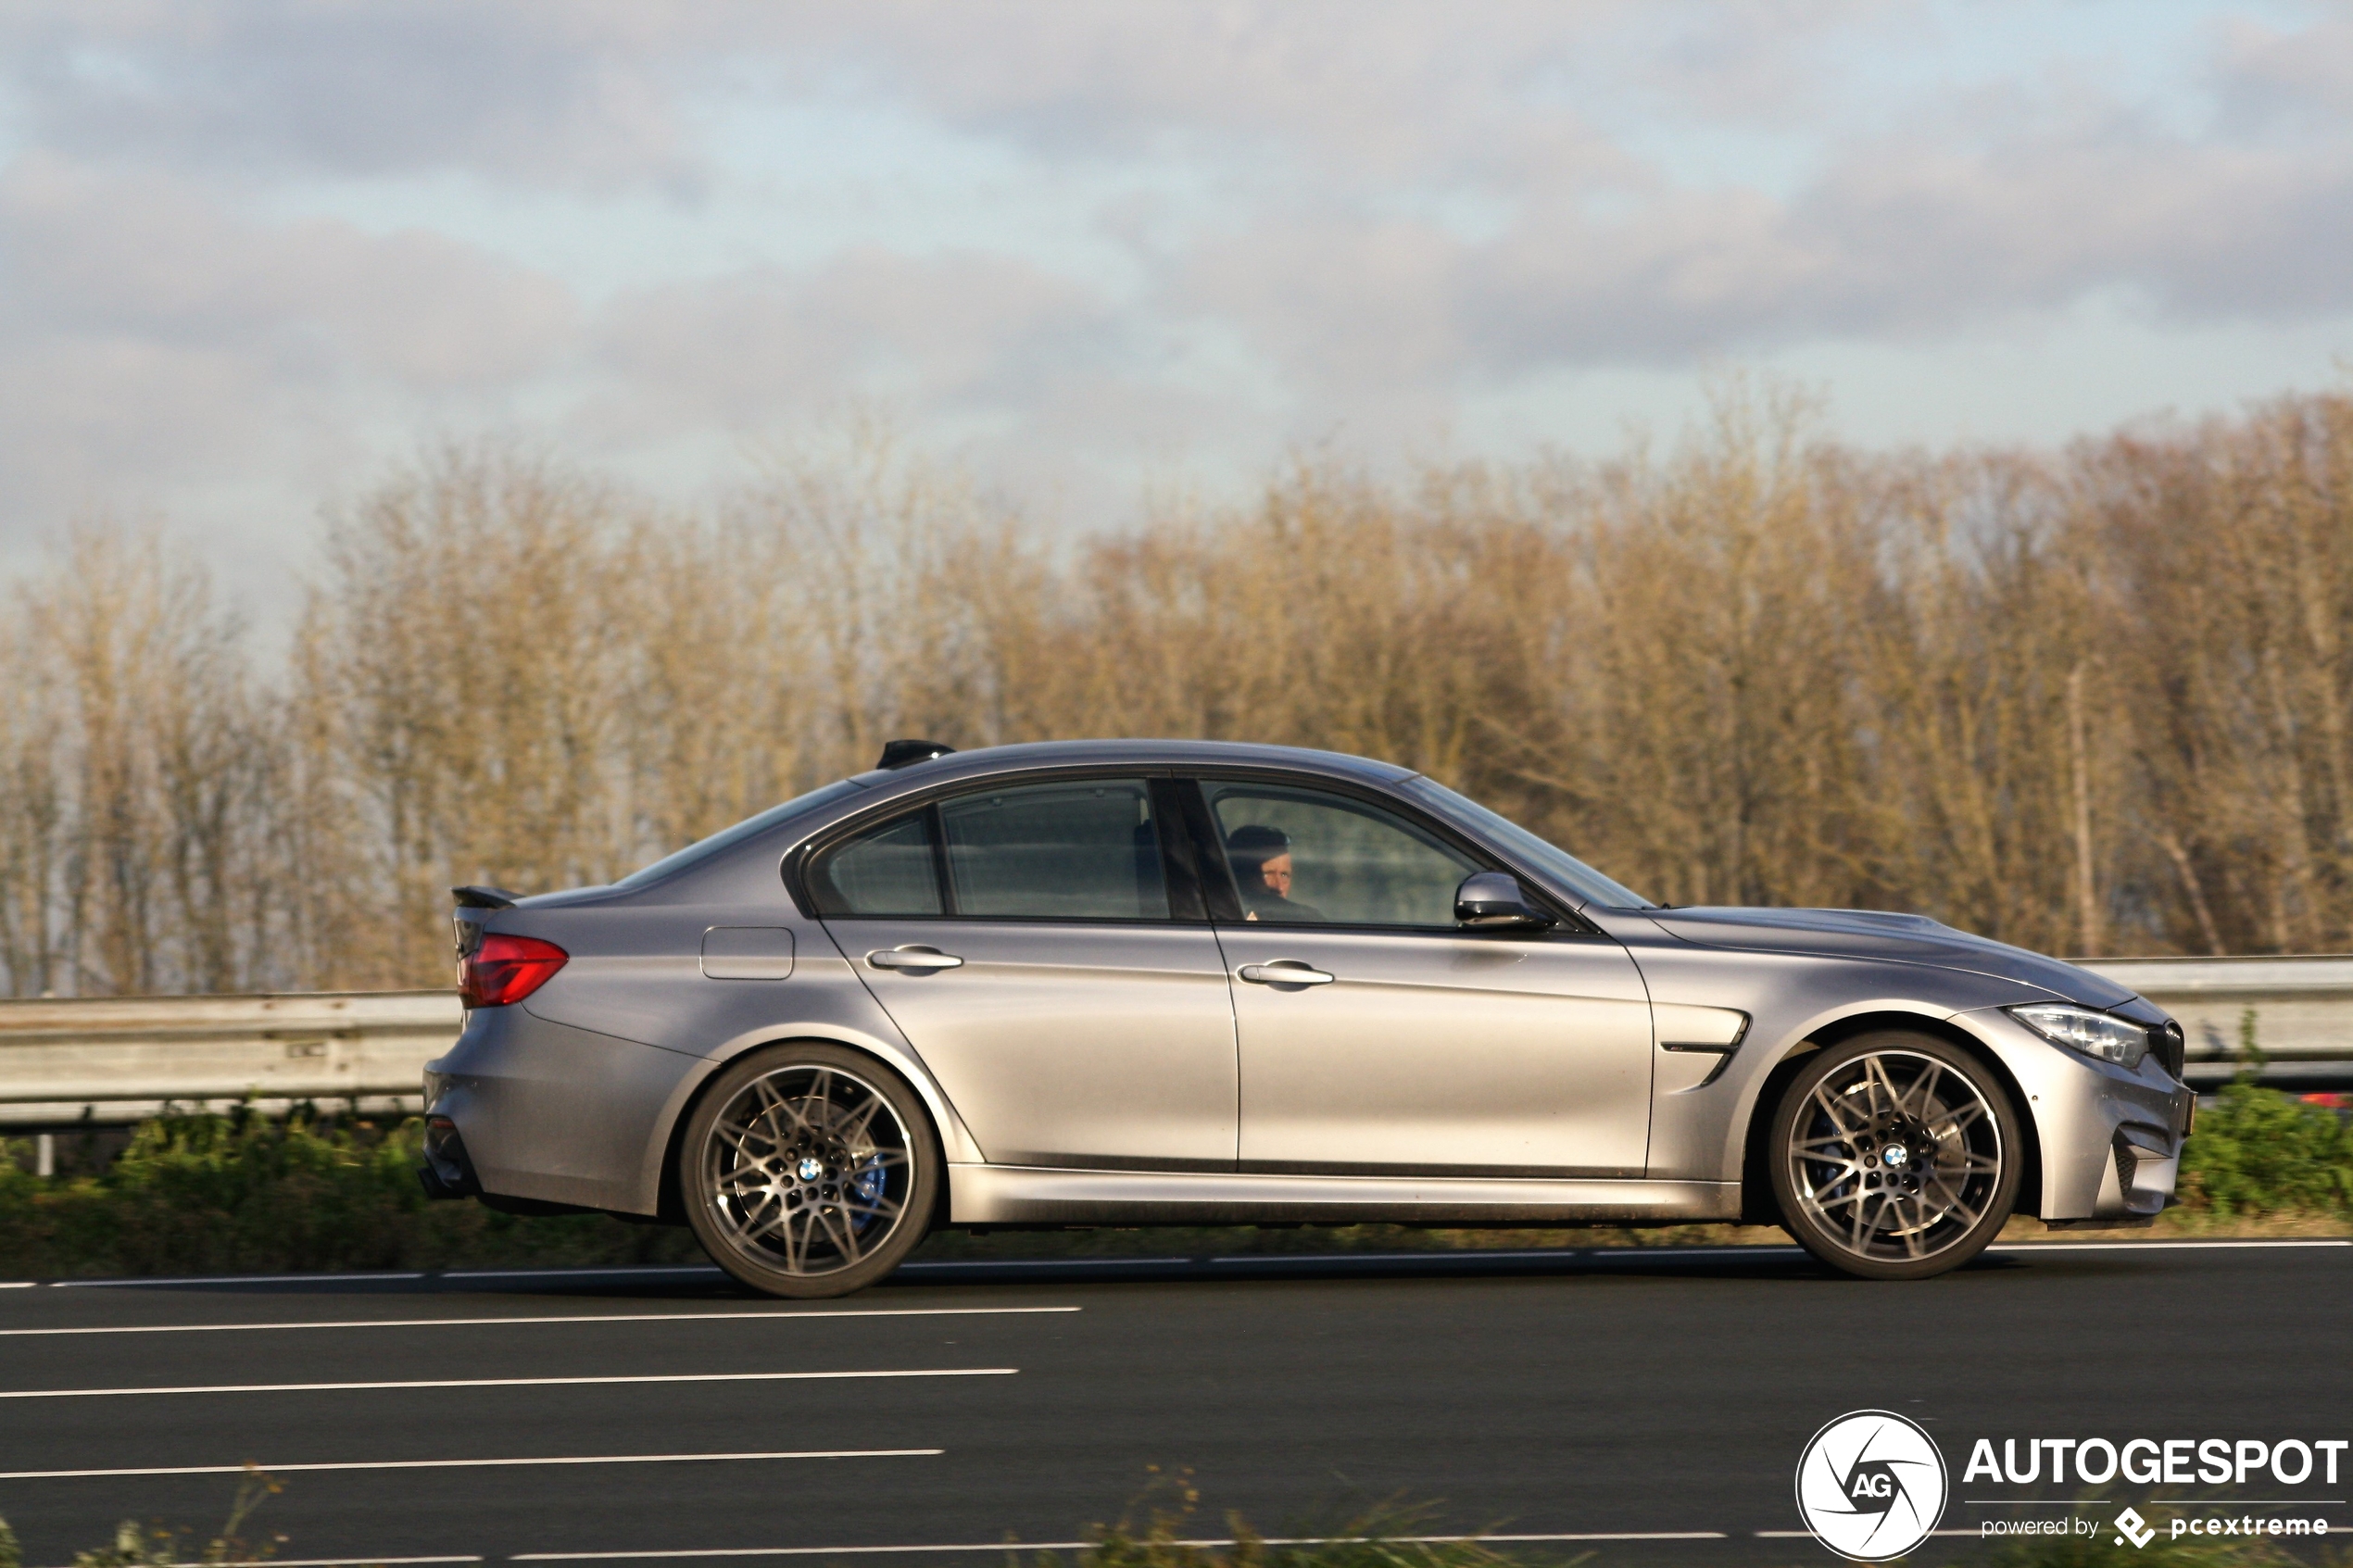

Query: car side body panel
[824,918,1239,1170]
[1218,925,1654,1177]
[1593,909,2193,1221]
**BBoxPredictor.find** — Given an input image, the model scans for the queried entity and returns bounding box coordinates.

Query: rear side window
[807,778,1172,921]
[810,811,942,916]
[942,779,1168,919]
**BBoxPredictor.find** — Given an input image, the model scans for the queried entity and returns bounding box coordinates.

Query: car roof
[849,738,1418,795]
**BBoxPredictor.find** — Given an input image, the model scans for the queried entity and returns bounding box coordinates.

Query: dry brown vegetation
[1,386,2349,995]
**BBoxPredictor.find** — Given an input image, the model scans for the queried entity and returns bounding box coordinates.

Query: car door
[807,774,1237,1170]
[1192,776,1655,1177]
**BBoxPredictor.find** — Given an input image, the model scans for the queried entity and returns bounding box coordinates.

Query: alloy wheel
[1780,1046,2008,1271]
[698,1062,916,1279]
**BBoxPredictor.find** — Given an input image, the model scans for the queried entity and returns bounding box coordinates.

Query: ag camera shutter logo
[1796,1411,1949,1561]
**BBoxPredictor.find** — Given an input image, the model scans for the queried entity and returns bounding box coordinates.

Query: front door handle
[1237,960,1335,985]
[866,947,964,972]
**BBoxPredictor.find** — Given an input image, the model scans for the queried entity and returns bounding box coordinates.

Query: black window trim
[1176,769,1604,938]
[788,765,1202,925]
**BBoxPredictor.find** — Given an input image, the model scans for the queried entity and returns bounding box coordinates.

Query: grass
[4,1478,2345,1568]
[1026,1474,1545,1568]
[0,1465,282,1568]
[0,1085,2343,1281]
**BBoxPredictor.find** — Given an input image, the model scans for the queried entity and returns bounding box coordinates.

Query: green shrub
[2178,1084,2353,1218]
[1,1081,2347,1282]
[0,1110,702,1279]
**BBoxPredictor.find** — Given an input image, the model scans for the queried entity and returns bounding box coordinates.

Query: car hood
[1642,906,2138,1009]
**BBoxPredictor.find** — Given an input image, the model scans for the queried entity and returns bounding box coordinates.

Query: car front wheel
[1768,1032,2021,1281]
[682,1042,939,1298]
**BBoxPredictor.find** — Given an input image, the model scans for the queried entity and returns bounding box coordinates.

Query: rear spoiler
[452,884,522,910]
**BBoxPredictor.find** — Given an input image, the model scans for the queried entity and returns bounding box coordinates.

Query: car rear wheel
[682,1042,939,1298]
[1768,1032,2021,1281]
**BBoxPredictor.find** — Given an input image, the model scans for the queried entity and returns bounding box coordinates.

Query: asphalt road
[0,1240,2346,1568]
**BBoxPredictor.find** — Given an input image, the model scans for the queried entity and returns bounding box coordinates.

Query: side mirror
[1455,872,1556,931]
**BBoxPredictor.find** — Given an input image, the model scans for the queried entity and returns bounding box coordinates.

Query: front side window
[808,777,1172,921]
[1202,781,1481,927]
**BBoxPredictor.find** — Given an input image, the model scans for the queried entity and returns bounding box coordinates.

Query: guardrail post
[34,1132,52,1178]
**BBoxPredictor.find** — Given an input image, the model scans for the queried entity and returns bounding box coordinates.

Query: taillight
[459,934,568,1008]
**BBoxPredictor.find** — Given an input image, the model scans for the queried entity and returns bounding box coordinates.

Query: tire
[1768,1031,2021,1281]
[681,1042,940,1299]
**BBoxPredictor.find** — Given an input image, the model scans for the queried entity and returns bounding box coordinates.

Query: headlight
[2008,1003,2150,1069]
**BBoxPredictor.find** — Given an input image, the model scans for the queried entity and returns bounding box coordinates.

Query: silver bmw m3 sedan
[422,739,2194,1297]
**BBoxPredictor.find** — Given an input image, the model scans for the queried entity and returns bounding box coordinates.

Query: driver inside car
[1225,824,1325,922]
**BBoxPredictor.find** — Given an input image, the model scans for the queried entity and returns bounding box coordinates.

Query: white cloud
[0,0,2348,600]
[0,151,574,549]
[584,248,1113,435]
[0,0,694,189]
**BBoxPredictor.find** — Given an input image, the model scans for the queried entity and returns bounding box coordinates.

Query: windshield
[1398,776,1654,909]
[614,779,866,889]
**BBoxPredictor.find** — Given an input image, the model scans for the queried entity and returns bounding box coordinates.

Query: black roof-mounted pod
[876,739,957,770]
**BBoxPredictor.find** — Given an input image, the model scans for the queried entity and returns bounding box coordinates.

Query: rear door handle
[1237,961,1335,985]
[866,947,964,972]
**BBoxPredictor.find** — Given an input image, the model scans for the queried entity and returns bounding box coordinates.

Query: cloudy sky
[4,0,2350,607]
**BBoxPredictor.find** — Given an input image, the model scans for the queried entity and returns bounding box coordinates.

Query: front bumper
[1957,1007,2195,1222]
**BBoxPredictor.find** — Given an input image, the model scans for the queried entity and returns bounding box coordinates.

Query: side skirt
[946,1164,1742,1226]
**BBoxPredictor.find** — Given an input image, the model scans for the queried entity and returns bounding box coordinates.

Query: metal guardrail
[2082,957,2353,1088]
[0,955,2345,1128]
[0,990,459,1126]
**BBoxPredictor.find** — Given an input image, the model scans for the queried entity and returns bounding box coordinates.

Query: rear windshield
[1398,776,1654,909]
[614,779,866,889]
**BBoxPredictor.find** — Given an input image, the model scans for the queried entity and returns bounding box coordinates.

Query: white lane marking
[897,1257,1191,1270]
[0,1450,939,1481]
[38,1264,724,1288]
[1202,1239,2353,1265]
[207,1559,481,1565]
[1755,1531,1985,1539]
[440,1267,722,1280]
[1991,1239,2352,1251]
[9,1236,2340,1292]
[50,1273,431,1288]
[513,1534,1728,1561]
[0,1306,1079,1338]
[0,1368,1014,1400]
[1203,1248,1804,1264]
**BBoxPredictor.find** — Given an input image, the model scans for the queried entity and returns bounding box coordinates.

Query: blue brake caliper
[849,1156,887,1232]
